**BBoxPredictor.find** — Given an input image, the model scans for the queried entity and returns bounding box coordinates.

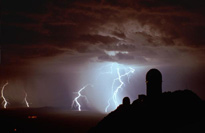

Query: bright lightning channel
[24,91,29,107]
[105,65,135,112]
[1,81,9,109]
[71,63,135,112]
[71,84,92,111]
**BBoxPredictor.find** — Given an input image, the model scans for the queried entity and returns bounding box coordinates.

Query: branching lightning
[24,91,29,107]
[71,62,135,112]
[71,84,92,111]
[105,65,135,112]
[105,98,111,112]
[1,81,9,109]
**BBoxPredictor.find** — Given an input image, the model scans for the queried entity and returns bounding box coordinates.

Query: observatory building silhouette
[146,68,162,97]
[90,68,204,133]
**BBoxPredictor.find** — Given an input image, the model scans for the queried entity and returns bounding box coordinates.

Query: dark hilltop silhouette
[90,69,205,133]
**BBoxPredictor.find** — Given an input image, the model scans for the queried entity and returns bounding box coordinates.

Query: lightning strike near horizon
[71,62,135,112]
[105,65,135,112]
[1,81,9,109]
[71,84,92,111]
[24,91,30,108]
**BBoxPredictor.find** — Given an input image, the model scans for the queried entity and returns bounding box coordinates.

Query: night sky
[1,0,205,112]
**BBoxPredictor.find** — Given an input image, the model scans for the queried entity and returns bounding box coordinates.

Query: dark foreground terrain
[0,108,105,133]
[90,90,205,133]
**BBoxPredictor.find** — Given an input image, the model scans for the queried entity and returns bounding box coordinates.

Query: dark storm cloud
[1,0,205,65]
[78,34,119,45]
[111,31,126,39]
[103,43,137,51]
[97,55,113,62]
[115,53,134,60]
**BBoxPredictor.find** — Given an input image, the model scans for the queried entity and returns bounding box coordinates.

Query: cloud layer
[1,0,205,66]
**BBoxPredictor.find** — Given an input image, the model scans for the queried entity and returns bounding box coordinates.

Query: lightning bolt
[71,62,135,112]
[105,98,111,113]
[71,84,92,111]
[24,91,29,108]
[105,65,135,112]
[1,81,9,109]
